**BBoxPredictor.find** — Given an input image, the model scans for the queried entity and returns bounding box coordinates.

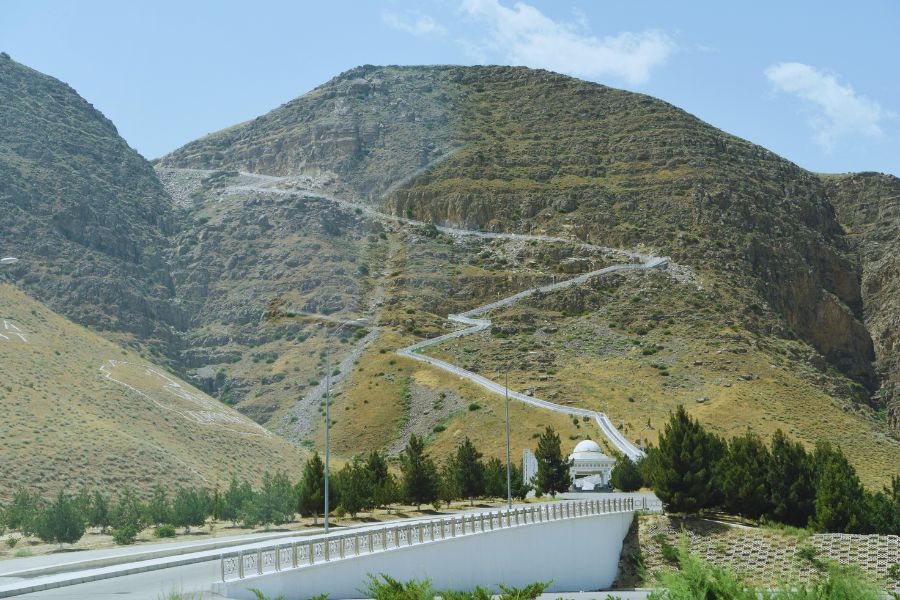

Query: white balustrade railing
[220,497,640,581]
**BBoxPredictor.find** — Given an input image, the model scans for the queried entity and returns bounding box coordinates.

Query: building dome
[573,439,602,454]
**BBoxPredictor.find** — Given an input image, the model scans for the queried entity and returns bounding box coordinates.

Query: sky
[3,0,898,176]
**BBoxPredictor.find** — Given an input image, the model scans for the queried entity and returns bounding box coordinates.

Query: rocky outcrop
[822,173,900,431]
[0,54,181,346]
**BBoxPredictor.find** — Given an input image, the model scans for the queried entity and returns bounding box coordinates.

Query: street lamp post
[324,343,331,533]
[323,319,360,533]
[504,364,512,509]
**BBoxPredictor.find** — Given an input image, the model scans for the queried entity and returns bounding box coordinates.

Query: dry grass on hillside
[0,284,303,500]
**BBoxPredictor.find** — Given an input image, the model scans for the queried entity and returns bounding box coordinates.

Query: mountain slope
[0,53,182,350]
[822,172,900,431]
[3,59,895,490]
[0,282,303,499]
[160,66,876,392]
[158,66,897,486]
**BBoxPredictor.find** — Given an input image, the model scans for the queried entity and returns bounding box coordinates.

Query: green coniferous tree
[534,426,571,498]
[483,457,507,499]
[438,456,461,506]
[221,475,253,526]
[400,434,439,509]
[648,406,724,514]
[35,490,86,548]
[864,488,897,535]
[454,437,485,506]
[145,482,172,526]
[297,452,329,524]
[811,441,867,533]
[365,450,396,510]
[211,487,222,523]
[4,487,42,536]
[247,471,295,528]
[337,456,371,518]
[766,429,815,527]
[87,491,110,533]
[109,487,145,545]
[719,431,771,520]
[610,455,643,492]
[509,461,533,500]
[171,487,207,533]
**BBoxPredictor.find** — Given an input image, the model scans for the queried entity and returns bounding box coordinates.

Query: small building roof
[569,439,615,463]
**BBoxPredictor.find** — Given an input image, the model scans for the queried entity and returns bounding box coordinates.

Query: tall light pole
[322,319,362,533]
[504,364,512,509]
[324,341,332,533]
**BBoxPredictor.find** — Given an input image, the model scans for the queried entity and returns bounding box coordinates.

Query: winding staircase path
[181,169,671,459]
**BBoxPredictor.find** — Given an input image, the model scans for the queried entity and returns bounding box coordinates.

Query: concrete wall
[215,511,634,600]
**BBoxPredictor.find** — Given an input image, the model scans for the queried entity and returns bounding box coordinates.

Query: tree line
[0,434,534,548]
[637,406,899,534]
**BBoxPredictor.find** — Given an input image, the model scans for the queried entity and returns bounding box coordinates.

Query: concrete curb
[0,548,227,598]
[0,529,310,580]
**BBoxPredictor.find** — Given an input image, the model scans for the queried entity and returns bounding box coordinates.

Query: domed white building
[569,439,615,491]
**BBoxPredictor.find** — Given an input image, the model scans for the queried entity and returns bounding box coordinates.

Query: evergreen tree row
[0,435,540,549]
[642,406,899,534]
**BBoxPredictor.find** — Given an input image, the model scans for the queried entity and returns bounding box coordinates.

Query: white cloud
[765,62,893,151]
[382,11,446,37]
[459,0,674,85]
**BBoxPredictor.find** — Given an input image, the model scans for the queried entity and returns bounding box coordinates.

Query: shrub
[497,581,550,600]
[362,574,435,600]
[112,523,141,545]
[5,536,19,549]
[248,589,285,600]
[153,524,177,538]
[432,424,446,433]
[468,402,481,411]
[440,588,491,600]
[648,544,883,600]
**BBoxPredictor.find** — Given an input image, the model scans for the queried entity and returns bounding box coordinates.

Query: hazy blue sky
[3,0,898,175]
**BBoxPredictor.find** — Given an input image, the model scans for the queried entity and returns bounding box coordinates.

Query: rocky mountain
[158,66,898,485]
[159,66,878,390]
[822,173,900,430]
[2,58,896,489]
[0,53,183,351]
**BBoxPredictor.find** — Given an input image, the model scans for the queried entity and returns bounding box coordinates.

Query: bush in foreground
[361,574,549,600]
[647,544,884,600]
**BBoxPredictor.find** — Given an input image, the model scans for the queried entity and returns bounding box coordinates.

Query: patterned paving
[640,515,899,590]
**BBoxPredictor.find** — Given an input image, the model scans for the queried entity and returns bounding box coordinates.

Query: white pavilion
[522,439,616,492]
[569,439,615,491]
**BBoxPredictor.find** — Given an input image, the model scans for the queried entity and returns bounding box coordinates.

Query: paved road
[5,498,656,599]
[397,258,669,461]
[0,530,311,578]
[208,169,669,460]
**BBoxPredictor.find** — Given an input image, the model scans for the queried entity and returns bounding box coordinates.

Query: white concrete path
[207,168,669,459]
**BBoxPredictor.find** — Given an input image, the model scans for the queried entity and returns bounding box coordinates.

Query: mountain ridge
[1,58,896,490]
